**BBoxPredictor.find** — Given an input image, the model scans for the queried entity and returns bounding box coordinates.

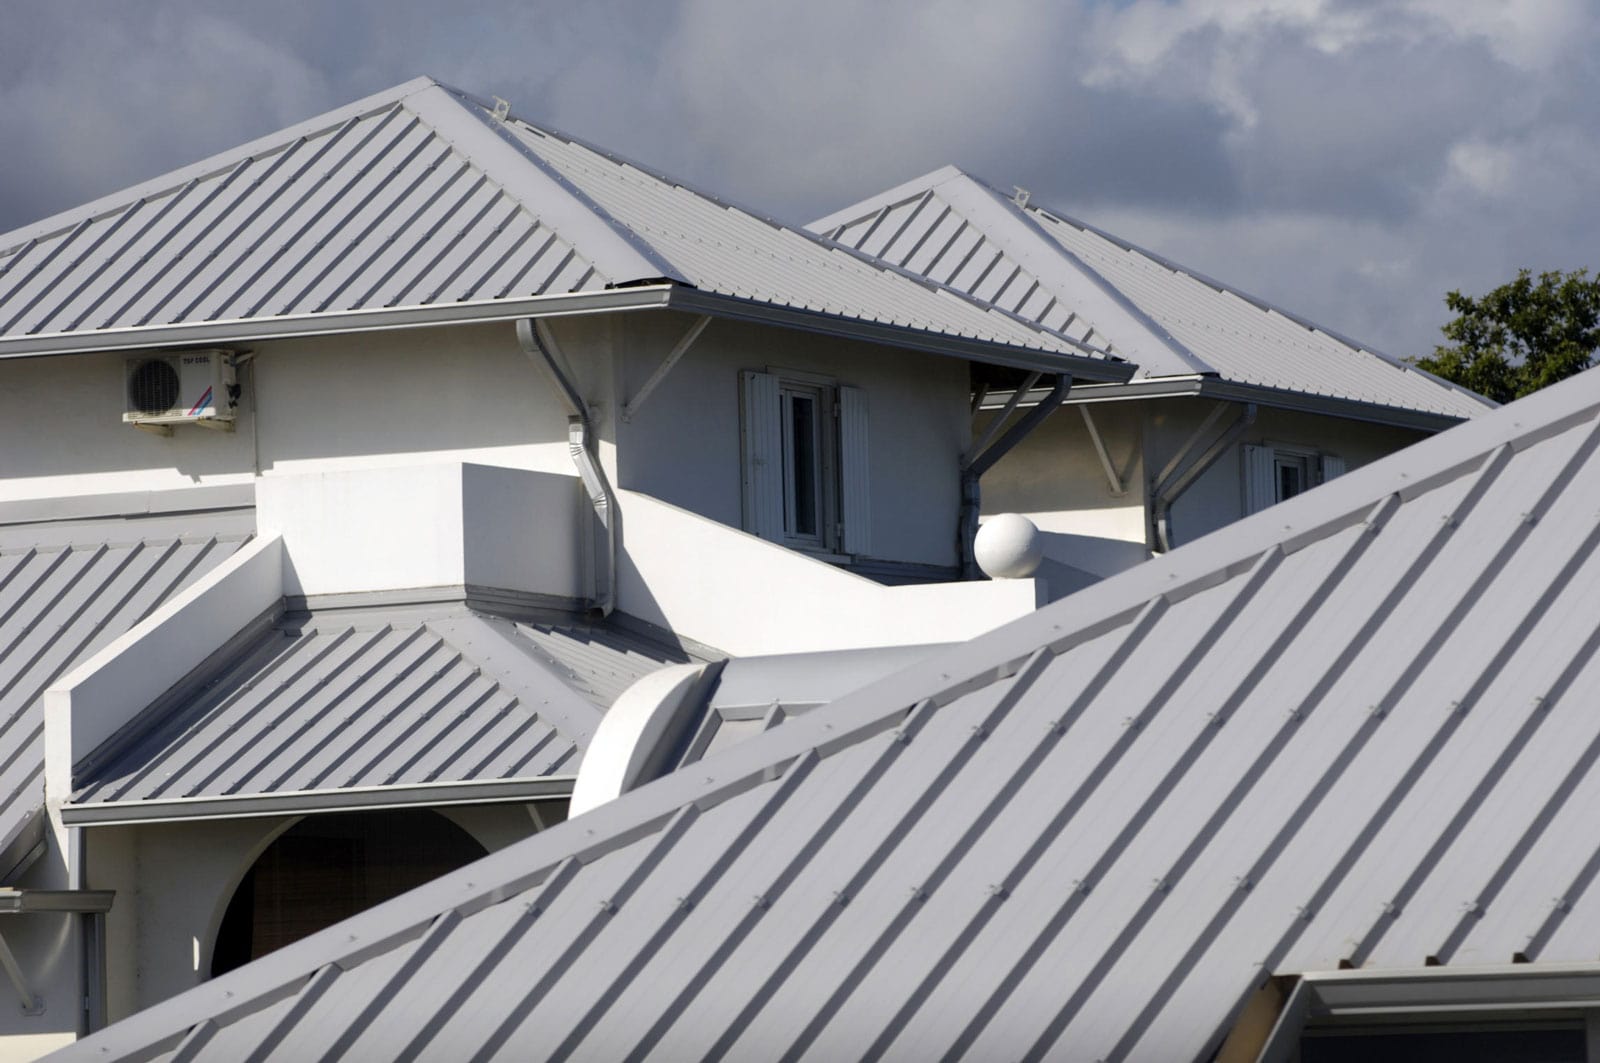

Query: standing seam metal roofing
[56,365,1600,1061]
[809,166,1493,422]
[0,510,253,877]
[68,607,693,813]
[0,79,1123,376]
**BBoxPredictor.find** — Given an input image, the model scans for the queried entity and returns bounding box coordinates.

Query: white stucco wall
[1157,401,1427,547]
[613,312,971,569]
[89,803,553,1023]
[0,313,974,573]
[0,840,80,1056]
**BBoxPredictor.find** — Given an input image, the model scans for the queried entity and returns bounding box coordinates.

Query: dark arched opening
[211,809,487,977]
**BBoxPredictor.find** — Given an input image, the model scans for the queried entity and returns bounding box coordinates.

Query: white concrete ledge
[615,490,1043,656]
[44,536,284,803]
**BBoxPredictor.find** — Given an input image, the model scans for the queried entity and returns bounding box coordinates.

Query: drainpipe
[516,318,616,617]
[959,373,1072,578]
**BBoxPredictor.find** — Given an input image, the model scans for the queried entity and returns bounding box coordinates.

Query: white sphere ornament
[974,513,1043,579]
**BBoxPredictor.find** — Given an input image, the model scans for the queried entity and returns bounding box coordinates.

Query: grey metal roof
[811,166,1494,423]
[54,361,1600,1061]
[665,644,946,772]
[0,509,253,879]
[67,606,692,821]
[0,80,1126,380]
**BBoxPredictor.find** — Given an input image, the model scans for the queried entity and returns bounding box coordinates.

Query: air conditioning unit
[123,351,238,430]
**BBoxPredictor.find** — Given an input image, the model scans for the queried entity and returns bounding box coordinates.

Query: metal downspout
[517,318,616,617]
[958,373,1073,578]
[1150,401,1257,553]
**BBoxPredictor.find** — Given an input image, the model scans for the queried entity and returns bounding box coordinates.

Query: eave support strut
[958,373,1072,579]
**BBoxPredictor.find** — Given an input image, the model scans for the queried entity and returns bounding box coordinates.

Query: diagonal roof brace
[958,373,1074,578]
[621,315,712,422]
[1151,401,1258,553]
[0,891,113,1018]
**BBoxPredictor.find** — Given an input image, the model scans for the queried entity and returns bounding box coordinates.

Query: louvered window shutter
[838,385,871,556]
[1243,444,1276,514]
[1320,453,1346,482]
[741,371,784,539]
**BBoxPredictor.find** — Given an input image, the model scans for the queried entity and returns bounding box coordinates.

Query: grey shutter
[741,371,783,539]
[1243,444,1276,514]
[1321,453,1346,482]
[838,385,871,556]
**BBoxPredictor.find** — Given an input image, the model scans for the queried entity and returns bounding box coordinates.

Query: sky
[1,0,1595,360]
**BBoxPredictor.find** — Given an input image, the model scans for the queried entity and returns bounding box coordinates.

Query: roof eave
[0,284,1133,380]
[1062,377,1471,432]
[665,288,1134,382]
[62,775,577,827]
[0,286,679,359]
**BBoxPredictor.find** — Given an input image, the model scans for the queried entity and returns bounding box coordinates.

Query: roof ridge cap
[945,172,1215,378]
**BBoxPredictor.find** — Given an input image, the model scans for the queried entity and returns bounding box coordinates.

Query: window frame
[740,367,869,558]
[1243,441,1345,515]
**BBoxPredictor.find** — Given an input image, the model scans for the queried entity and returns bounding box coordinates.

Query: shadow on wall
[1034,531,1151,601]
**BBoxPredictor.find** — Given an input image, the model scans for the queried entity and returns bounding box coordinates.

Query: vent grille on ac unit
[128,359,181,415]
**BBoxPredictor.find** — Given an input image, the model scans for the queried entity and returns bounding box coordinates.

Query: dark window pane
[789,394,818,537]
[1301,1027,1584,1063]
[1278,462,1304,500]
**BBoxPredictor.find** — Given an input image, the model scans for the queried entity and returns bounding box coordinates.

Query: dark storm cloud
[1,0,1596,360]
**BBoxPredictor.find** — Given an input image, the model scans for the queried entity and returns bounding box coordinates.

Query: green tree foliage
[1413,268,1600,404]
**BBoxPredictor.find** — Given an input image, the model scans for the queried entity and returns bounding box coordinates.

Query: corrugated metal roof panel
[0,512,252,874]
[0,80,1118,376]
[70,609,690,809]
[59,364,1600,1060]
[810,167,1494,422]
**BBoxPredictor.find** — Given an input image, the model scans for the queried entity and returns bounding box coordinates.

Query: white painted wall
[1159,402,1427,547]
[0,313,975,576]
[615,488,1041,656]
[979,396,1431,570]
[89,804,551,1023]
[613,313,971,568]
[257,463,583,599]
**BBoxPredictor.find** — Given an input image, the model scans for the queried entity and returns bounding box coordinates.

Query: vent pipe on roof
[517,318,616,617]
[958,374,1072,579]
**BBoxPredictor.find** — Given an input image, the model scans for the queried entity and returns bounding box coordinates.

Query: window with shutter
[739,369,870,556]
[1243,442,1343,515]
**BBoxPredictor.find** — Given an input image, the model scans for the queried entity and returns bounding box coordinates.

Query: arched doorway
[211,809,487,977]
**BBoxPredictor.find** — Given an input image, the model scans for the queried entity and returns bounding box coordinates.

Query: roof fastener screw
[752,894,769,909]
[987,884,1010,900]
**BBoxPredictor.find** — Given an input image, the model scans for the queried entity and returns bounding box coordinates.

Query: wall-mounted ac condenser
[123,351,237,429]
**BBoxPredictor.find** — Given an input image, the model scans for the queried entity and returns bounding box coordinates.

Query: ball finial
[975,514,1043,579]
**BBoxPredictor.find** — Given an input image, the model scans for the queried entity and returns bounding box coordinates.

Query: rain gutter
[0,286,1135,384]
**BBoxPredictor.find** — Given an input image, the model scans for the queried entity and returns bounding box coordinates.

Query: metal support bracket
[959,374,1072,577]
[1078,406,1126,496]
[1151,401,1257,553]
[621,315,711,422]
[0,929,41,1015]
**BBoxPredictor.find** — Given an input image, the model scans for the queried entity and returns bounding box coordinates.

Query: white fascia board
[665,288,1134,383]
[0,285,676,359]
[62,776,575,827]
[43,535,284,802]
